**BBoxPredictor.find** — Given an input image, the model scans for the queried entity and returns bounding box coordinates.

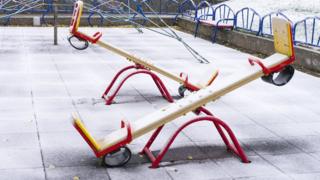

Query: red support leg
[140,125,165,153]
[140,113,250,168]
[102,67,173,105]
[198,107,232,150]
[151,76,167,98]
[139,125,165,164]
[151,75,174,103]
[102,65,137,99]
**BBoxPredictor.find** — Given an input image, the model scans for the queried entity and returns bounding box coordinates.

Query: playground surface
[1,26,320,180]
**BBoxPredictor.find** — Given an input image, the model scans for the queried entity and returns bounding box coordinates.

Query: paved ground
[0,26,320,180]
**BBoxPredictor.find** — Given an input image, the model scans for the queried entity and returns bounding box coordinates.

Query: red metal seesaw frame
[71,28,207,105]
[140,106,250,168]
[69,1,217,105]
[101,64,174,105]
[69,2,102,44]
[101,64,214,105]
[248,20,295,76]
[139,54,296,168]
[248,56,295,75]
[74,119,133,158]
[74,106,249,168]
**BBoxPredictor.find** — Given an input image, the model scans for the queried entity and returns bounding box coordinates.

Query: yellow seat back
[73,114,101,151]
[272,17,294,57]
[70,1,83,33]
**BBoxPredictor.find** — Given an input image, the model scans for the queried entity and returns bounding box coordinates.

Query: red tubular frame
[69,2,102,44]
[140,106,249,168]
[179,71,219,92]
[248,56,295,75]
[248,21,295,76]
[73,31,102,44]
[102,64,174,105]
[179,72,200,92]
[73,120,133,158]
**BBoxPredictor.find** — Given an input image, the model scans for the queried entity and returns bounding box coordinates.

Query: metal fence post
[53,0,58,45]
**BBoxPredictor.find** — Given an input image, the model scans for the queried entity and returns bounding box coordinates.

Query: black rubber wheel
[261,65,295,86]
[178,85,187,97]
[102,146,132,167]
[68,35,89,50]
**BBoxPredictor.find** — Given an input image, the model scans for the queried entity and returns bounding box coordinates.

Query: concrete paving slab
[65,84,105,98]
[233,175,291,180]
[40,132,100,167]
[195,141,257,159]
[127,141,210,166]
[29,62,57,73]
[165,160,231,180]
[108,164,171,180]
[0,111,35,121]
[265,123,320,137]
[0,168,45,180]
[0,148,43,170]
[285,135,320,153]
[30,72,62,84]
[0,84,31,98]
[0,118,37,134]
[241,137,302,155]
[310,152,320,161]
[151,142,208,163]
[230,124,279,140]
[33,98,74,112]
[0,62,28,72]
[46,165,109,180]
[0,72,30,84]
[289,173,320,180]
[0,97,33,111]
[0,133,39,149]
[182,124,231,142]
[261,153,320,174]
[37,116,76,133]
[215,156,284,178]
[205,102,256,126]
[32,83,70,98]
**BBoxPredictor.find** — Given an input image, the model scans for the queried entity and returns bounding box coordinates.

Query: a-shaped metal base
[102,64,174,105]
[140,107,250,168]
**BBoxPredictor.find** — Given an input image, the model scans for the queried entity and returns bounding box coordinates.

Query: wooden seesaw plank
[70,0,218,90]
[73,17,295,154]
[95,40,186,84]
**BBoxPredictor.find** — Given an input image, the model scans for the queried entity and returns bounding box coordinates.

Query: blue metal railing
[261,11,292,36]
[235,7,261,35]
[293,16,320,48]
[87,0,126,27]
[194,0,213,20]
[0,0,53,25]
[162,0,179,15]
[213,4,234,26]
[174,0,196,21]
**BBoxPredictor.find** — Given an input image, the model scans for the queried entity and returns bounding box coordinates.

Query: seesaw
[68,0,218,105]
[72,17,295,168]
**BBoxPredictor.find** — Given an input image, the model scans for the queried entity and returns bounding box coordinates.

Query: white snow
[216,0,320,22]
